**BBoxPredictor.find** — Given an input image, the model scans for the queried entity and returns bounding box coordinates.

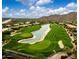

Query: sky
[2,0,77,18]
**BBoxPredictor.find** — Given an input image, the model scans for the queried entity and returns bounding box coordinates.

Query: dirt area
[47,52,67,59]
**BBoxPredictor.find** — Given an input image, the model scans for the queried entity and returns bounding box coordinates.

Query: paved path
[5,49,36,58]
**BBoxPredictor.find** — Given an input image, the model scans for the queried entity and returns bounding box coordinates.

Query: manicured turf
[3,23,73,58]
[11,25,41,40]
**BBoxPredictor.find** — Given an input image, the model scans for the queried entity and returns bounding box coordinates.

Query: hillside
[38,12,77,24]
[2,12,77,24]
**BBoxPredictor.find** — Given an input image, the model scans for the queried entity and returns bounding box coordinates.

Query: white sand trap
[58,40,64,48]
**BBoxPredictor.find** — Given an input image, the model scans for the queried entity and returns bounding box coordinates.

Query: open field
[3,23,73,58]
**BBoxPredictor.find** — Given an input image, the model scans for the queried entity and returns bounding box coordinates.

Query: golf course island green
[3,23,73,58]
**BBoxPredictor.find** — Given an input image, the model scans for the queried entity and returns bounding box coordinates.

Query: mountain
[2,12,77,24]
[38,12,77,24]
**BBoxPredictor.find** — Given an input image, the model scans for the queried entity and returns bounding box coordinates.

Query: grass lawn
[3,23,73,58]
[12,25,41,40]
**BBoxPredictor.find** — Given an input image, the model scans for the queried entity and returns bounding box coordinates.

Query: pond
[18,24,51,44]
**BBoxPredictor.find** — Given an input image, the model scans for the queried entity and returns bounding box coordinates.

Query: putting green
[28,40,51,51]
[20,33,32,38]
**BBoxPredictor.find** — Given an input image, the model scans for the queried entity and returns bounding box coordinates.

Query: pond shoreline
[18,24,51,44]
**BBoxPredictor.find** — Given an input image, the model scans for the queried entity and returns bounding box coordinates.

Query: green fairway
[11,25,41,40]
[3,23,73,58]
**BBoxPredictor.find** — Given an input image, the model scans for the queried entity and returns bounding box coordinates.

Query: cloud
[66,2,77,10]
[2,8,27,18]
[30,6,35,10]
[12,9,27,18]
[28,2,77,18]
[53,7,67,15]
[16,0,33,7]
[13,9,26,17]
[2,7,9,18]
[28,7,67,18]
[2,7,9,13]
[16,0,53,7]
[2,2,77,18]
[27,2,77,18]
[36,0,52,6]
[27,6,50,18]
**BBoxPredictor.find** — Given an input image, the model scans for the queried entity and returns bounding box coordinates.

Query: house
[66,24,76,29]
[2,28,11,32]
[2,19,12,24]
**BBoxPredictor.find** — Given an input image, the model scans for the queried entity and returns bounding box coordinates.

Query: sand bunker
[58,40,64,48]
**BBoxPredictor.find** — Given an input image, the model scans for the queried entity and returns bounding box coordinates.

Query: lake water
[18,24,50,44]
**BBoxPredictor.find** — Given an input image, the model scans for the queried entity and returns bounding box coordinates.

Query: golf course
[3,23,73,58]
